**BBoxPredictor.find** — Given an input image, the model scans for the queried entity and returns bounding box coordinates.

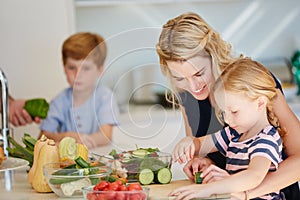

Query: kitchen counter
[0,169,229,200]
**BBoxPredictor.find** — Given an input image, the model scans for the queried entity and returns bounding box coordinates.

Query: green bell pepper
[24,98,49,119]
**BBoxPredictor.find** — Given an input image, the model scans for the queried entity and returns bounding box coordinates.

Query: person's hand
[172,136,196,164]
[169,184,212,200]
[183,157,213,180]
[201,164,230,184]
[9,99,41,126]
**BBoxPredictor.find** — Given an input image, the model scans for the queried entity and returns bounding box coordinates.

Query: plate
[0,157,29,172]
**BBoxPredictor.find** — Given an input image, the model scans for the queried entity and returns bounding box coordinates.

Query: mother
[156,12,300,199]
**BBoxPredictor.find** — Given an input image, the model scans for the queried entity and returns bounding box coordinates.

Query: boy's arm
[84,124,113,148]
[38,130,80,143]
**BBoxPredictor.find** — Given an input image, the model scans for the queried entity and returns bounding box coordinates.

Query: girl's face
[166,56,214,100]
[64,57,102,92]
[214,90,264,135]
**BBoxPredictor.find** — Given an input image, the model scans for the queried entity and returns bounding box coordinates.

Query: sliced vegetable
[75,156,90,168]
[132,149,149,158]
[154,167,172,184]
[59,137,77,161]
[138,168,154,185]
[194,171,203,184]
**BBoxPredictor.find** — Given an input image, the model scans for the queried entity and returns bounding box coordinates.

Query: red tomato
[102,191,116,200]
[94,181,110,191]
[109,181,120,191]
[119,185,127,191]
[114,180,123,186]
[86,193,97,200]
[127,183,143,191]
[129,193,142,200]
[115,192,127,200]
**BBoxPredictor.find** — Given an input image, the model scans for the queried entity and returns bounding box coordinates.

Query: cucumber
[138,168,154,185]
[194,171,203,184]
[132,149,149,158]
[154,168,172,184]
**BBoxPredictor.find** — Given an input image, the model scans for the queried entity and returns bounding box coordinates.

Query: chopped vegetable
[59,137,77,161]
[138,168,154,185]
[154,168,172,184]
[194,171,203,184]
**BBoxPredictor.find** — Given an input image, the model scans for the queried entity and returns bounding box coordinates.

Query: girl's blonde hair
[156,12,237,104]
[213,58,285,137]
[62,32,107,67]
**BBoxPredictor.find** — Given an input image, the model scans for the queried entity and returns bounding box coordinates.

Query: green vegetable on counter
[194,171,203,184]
[7,133,36,167]
[24,98,49,119]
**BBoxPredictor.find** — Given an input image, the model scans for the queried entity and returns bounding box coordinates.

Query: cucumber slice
[194,171,203,184]
[155,168,172,184]
[132,149,149,158]
[138,168,154,185]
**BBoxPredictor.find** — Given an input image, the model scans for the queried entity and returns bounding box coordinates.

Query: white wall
[75,0,300,107]
[0,0,75,139]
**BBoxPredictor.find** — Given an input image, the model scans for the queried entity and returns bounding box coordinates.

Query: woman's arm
[248,90,300,198]
[181,105,193,136]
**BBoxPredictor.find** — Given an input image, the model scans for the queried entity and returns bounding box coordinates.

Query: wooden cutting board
[148,179,230,200]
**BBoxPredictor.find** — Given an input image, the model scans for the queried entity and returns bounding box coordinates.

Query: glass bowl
[43,162,111,198]
[92,151,172,183]
[82,185,149,200]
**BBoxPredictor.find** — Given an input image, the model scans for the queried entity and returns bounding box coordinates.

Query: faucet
[0,68,10,156]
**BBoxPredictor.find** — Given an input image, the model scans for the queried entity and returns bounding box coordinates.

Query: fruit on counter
[28,134,48,185]
[32,139,59,193]
[87,180,146,200]
[24,98,49,119]
[194,171,203,184]
[7,133,36,167]
[59,137,88,163]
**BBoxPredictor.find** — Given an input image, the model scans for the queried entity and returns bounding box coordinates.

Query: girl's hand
[172,136,196,164]
[201,164,230,184]
[169,184,212,200]
[183,157,213,180]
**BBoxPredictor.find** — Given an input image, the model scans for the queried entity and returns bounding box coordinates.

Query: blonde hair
[62,32,107,67]
[213,58,285,137]
[156,12,237,104]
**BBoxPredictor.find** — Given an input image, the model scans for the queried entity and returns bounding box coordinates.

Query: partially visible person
[170,58,284,200]
[9,96,41,126]
[156,12,300,199]
[38,32,119,149]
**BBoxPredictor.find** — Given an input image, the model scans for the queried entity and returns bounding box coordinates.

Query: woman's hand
[169,184,212,200]
[183,157,213,180]
[9,99,41,126]
[172,136,196,164]
[201,164,230,184]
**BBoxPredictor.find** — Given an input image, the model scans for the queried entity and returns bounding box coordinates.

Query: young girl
[170,58,284,200]
[39,32,119,149]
